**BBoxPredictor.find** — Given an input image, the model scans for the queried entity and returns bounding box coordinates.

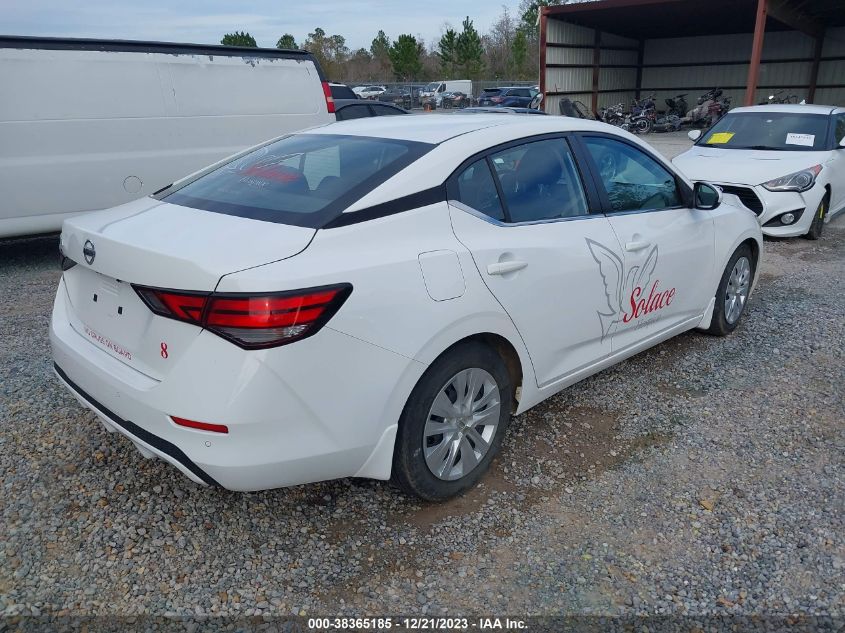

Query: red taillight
[490,96,504,103]
[322,81,336,114]
[134,284,352,349]
[171,416,229,434]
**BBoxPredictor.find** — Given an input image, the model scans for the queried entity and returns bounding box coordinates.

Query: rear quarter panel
[215,204,537,414]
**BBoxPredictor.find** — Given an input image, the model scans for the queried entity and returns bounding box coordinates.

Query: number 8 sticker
[160,342,169,359]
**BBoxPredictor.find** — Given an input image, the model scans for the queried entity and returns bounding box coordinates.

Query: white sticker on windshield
[786,133,815,147]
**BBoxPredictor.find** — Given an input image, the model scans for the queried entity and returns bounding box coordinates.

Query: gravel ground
[1,160,843,623]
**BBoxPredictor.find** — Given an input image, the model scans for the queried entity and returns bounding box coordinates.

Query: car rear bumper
[50,278,424,491]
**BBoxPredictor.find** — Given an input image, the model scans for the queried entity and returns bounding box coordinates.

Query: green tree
[437,28,458,78]
[512,29,528,78]
[370,29,391,78]
[456,16,484,79]
[220,31,257,47]
[303,27,348,78]
[276,33,297,49]
[370,30,390,60]
[388,34,423,81]
[518,0,562,34]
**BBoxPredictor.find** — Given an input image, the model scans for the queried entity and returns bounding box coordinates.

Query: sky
[2,0,525,50]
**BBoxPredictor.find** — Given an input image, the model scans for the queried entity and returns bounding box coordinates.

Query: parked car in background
[674,104,845,239]
[440,91,471,109]
[353,85,387,100]
[458,107,547,115]
[0,36,334,239]
[478,86,538,108]
[420,80,472,106]
[334,100,408,121]
[329,82,357,100]
[378,88,412,109]
[52,114,761,500]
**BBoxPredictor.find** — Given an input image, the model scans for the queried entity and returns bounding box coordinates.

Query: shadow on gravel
[0,234,59,267]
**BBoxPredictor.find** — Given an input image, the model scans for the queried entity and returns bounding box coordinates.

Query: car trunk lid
[59,197,315,379]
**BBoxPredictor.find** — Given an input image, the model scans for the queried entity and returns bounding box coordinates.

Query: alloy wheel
[725,256,751,324]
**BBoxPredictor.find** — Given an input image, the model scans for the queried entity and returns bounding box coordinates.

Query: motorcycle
[440,91,470,109]
[759,89,798,105]
[664,93,688,118]
[682,88,730,128]
[628,94,656,134]
[598,102,627,127]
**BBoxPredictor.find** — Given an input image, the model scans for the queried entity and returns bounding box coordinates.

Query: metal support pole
[591,29,601,113]
[808,31,825,103]
[744,0,767,106]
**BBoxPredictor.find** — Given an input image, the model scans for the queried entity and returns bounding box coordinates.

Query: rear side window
[489,138,589,222]
[455,159,505,221]
[335,105,371,120]
[164,134,432,227]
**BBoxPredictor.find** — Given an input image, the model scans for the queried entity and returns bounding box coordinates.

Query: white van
[0,36,335,238]
[420,80,473,105]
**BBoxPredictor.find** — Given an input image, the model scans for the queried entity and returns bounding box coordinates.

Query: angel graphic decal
[586,239,676,342]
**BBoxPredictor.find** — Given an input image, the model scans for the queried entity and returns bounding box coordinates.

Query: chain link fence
[343,79,538,110]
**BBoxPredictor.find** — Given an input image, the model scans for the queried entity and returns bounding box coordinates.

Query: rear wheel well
[434,333,523,412]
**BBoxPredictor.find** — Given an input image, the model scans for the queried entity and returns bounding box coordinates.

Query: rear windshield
[482,89,502,95]
[330,84,357,100]
[163,134,432,228]
[698,112,831,151]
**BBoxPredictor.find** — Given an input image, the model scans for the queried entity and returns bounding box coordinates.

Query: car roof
[309,113,615,144]
[729,104,843,115]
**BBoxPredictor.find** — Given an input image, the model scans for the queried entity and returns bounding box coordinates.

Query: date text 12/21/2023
[307,617,527,630]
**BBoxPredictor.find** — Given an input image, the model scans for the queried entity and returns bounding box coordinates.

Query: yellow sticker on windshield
[706,132,735,144]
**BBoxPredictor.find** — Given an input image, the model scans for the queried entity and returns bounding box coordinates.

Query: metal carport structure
[539,0,845,115]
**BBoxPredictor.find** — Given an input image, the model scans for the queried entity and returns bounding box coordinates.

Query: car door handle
[487,261,528,275]
[625,240,651,252]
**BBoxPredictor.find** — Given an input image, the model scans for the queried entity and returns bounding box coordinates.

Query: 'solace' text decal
[586,239,676,341]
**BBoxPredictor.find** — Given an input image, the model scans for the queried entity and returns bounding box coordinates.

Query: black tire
[634,117,653,134]
[804,194,828,241]
[706,244,754,337]
[391,342,512,501]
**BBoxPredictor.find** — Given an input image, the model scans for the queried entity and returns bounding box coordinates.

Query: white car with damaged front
[674,105,845,239]
[51,115,762,500]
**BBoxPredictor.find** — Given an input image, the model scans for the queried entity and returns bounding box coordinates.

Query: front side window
[163,134,431,227]
[582,136,681,213]
[698,112,830,151]
[490,138,589,222]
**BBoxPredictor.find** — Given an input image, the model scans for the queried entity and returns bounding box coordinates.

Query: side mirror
[688,129,702,142]
[694,182,721,210]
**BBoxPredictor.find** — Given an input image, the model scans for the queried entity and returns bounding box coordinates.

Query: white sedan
[51,115,762,500]
[351,85,386,100]
[674,104,845,239]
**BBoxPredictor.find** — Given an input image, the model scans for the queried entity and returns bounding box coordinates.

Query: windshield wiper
[737,145,786,151]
